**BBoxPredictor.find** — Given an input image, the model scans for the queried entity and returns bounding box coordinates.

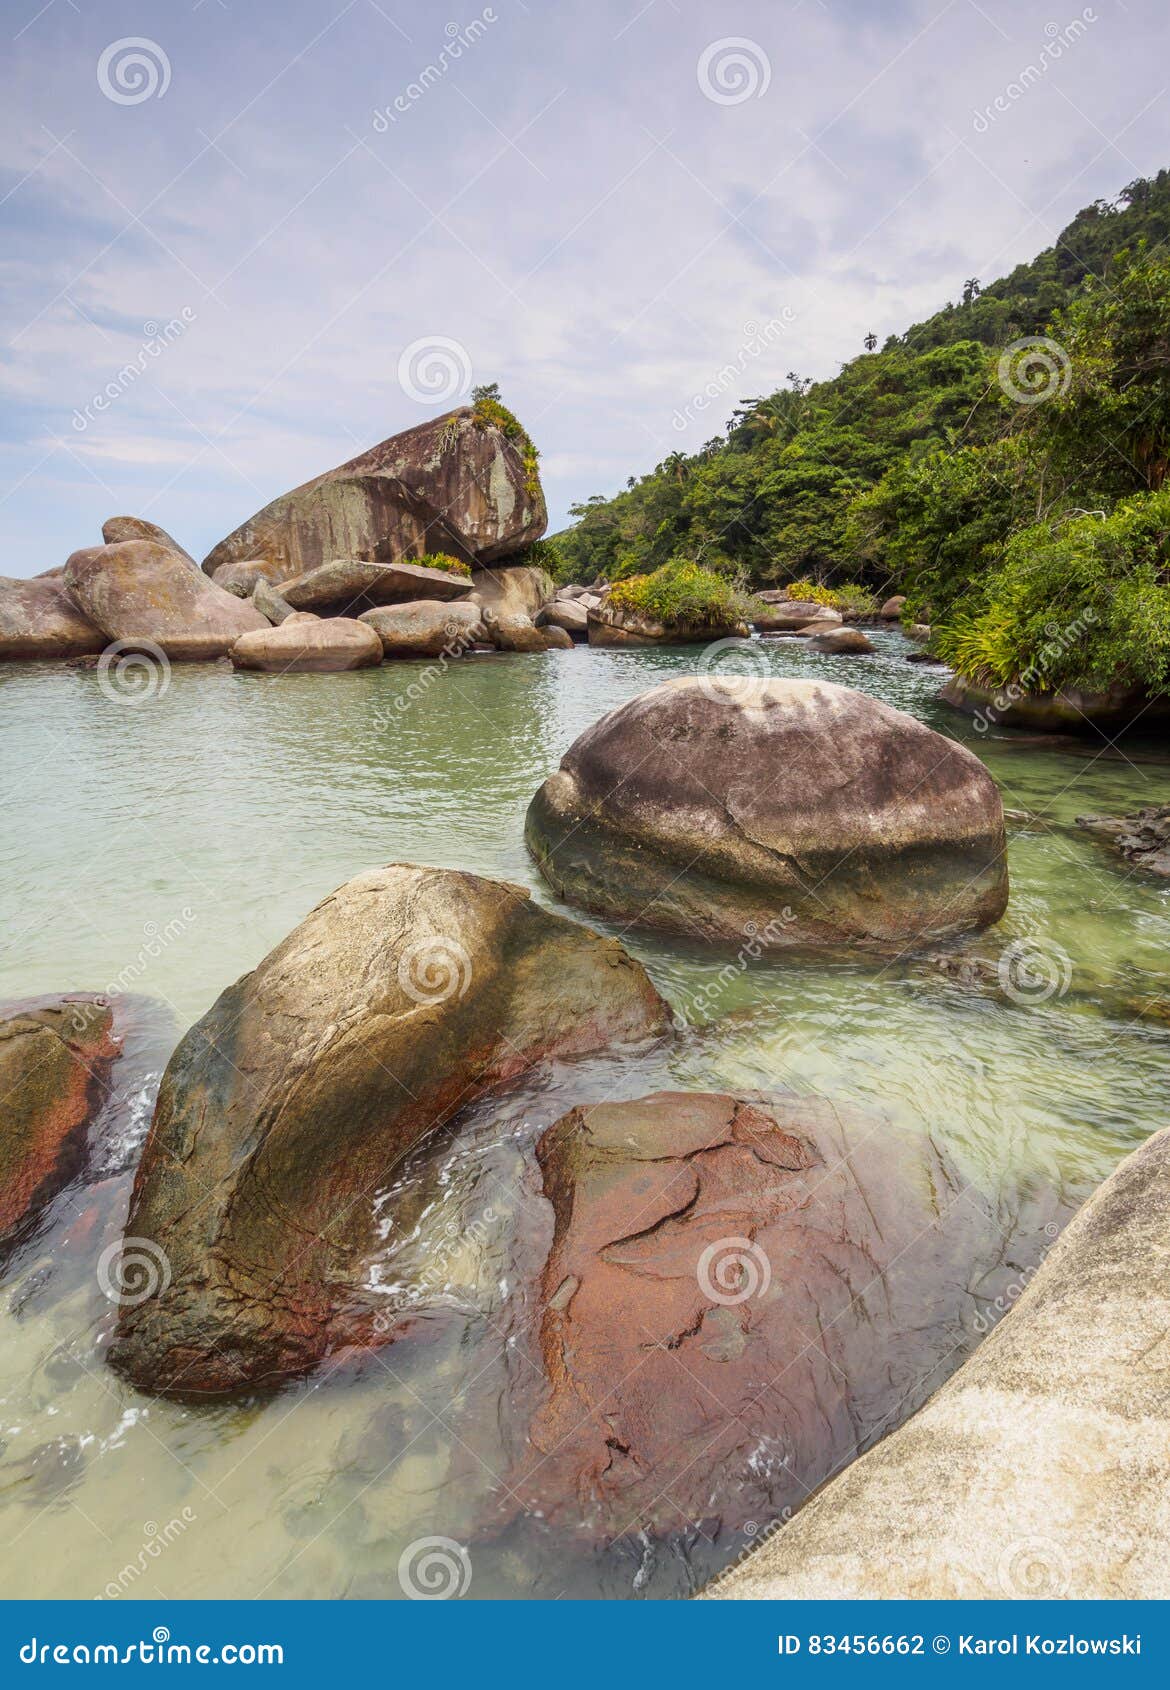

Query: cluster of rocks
[0,409,577,674]
[1077,804,1170,878]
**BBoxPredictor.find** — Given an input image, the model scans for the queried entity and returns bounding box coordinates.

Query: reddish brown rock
[202,408,547,584]
[526,676,1008,944]
[101,516,199,570]
[499,1091,1060,1539]
[360,600,485,657]
[0,576,106,660]
[0,997,120,1260]
[107,866,671,1398]
[65,541,267,660]
[211,558,289,598]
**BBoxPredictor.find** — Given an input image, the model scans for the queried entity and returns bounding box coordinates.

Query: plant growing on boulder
[610,557,759,628]
[471,382,541,501]
[420,552,472,578]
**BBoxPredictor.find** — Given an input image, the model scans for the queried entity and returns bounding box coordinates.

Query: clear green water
[1,631,1168,1598]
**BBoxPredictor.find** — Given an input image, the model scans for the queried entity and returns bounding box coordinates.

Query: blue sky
[1,0,1166,574]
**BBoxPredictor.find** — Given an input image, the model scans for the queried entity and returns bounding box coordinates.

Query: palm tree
[864,332,878,352]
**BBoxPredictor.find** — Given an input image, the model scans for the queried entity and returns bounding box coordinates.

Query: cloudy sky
[1,0,1165,574]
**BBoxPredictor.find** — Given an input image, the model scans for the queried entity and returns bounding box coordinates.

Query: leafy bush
[421,553,472,579]
[785,579,879,615]
[471,384,542,502]
[932,492,1170,692]
[609,558,756,627]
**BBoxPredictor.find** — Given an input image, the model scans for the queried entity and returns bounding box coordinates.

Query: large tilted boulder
[942,673,1170,734]
[101,516,199,570]
[65,541,267,660]
[250,577,297,626]
[526,677,1008,944]
[0,576,105,660]
[0,996,119,1261]
[495,1091,1066,1539]
[229,617,383,673]
[201,408,547,584]
[708,1127,1170,1599]
[281,558,470,616]
[107,866,671,1397]
[359,600,485,658]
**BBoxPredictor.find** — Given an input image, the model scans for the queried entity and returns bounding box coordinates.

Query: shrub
[420,552,472,579]
[471,386,542,502]
[609,558,757,626]
[785,578,879,615]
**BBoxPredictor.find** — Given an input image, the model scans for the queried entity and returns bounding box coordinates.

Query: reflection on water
[0,630,1168,1598]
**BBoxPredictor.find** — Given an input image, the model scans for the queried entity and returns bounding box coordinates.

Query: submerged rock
[201,408,547,584]
[0,997,119,1262]
[942,674,1170,734]
[360,599,485,657]
[282,558,470,616]
[107,865,671,1397]
[526,676,1008,944]
[496,1090,1064,1540]
[0,575,105,661]
[707,1127,1170,1599]
[809,627,874,655]
[229,616,383,673]
[1076,805,1170,878]
[65,541,267,660]
[101,516,199,570]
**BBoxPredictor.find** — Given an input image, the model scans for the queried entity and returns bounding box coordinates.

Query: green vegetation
[557,171,1170,695]
[471,382,542,503]
[421,552,472,579]
[609,558,758,628]
[785,578,879,616]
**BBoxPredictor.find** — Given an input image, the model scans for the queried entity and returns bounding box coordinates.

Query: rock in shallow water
[0,997,119,1262]
[230,616,383,673]
[107,865,671,1397]
[0,576,105,661]
[1076,804,1170,878]
[707,1126,1170,1599]
[65,541,267,660]
[282,558,470,615]
[526,676,1008,945]
[485,1090,1067,1541]
[360,599,485,657]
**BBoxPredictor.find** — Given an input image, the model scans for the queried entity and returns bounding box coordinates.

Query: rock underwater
[107,865,671,1397]
[201,408,547,584]
[526,676,1008,945]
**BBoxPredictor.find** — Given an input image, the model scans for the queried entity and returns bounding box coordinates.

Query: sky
[1,0,1167,575]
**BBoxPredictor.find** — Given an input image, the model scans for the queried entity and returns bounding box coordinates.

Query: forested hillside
[552,171,1170,696]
